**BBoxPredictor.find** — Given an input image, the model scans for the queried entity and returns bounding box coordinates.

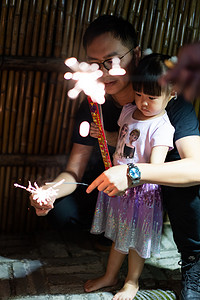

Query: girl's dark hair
[132,53,172,96]
[83,15,137,50]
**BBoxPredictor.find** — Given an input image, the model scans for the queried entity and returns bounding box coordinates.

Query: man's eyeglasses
[89,48,134,71]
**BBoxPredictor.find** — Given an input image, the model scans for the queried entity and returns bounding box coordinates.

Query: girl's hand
[86,165,130,196]
[90,122,99,138]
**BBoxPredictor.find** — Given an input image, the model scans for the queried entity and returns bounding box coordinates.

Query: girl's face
[134,90,170,118]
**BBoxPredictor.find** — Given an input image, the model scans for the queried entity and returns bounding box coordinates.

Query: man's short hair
[83,15,138,51]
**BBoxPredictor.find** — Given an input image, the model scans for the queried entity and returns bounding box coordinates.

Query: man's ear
[134,46,141,66]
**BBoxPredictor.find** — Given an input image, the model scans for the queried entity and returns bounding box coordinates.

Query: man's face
[86,32,134,97]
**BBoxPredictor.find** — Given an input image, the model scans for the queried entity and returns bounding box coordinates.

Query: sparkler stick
[88,97,112,170]
[45,181,88,186]
[64,56,126,170]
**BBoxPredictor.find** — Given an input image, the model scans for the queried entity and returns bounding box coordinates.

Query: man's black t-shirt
[72,96,122,182]
[165,95,199,162]
[72,96,122,146]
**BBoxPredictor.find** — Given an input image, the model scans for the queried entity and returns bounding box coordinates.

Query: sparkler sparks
[64,57,126,104]
[14,179,65,206]
[79,121,90,137]
[109,57,126,76]
[64,58,105,104]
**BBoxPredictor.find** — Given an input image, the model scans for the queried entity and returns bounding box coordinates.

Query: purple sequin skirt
[91,184,163,258]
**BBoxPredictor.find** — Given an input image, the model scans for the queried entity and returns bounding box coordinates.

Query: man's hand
[30,192,55,216]
[86,164,130,196]
[90,122,99,138]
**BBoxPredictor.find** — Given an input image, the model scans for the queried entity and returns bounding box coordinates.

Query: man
[31,15,200,300]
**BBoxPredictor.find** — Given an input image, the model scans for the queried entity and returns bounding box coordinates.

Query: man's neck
[112,84,135,106]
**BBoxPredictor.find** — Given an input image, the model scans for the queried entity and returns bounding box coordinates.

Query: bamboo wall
[0,0,200,233]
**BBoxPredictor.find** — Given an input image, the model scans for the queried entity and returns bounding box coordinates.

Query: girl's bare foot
[84,275,118,292]
[112,281,139,300]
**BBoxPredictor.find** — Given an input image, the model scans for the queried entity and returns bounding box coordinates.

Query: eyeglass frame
[88,48,134,71]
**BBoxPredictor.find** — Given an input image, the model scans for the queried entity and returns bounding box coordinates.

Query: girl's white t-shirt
[113,103,175,165]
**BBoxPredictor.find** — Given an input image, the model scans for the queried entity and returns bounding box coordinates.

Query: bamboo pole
[0,0,9,55]
[31,0,43,57]
[142,0,156,50]
[92,0,102,20]
[13,71,27,153]
[33,72,48,154]
[20,72,34,154]
[11,0,23,55]
[127,0,138,25]
[173,0,186,54]
[7,166,17,232]
[47,73,63,154]
[115,0,126,16]
[24,0,37,55]
[191,0,200,42]
[72,0,87,59]
[108,0,118,15]
[1,166,11,232]
[61,0,73,58]
[38,0,50,57]
[168,0,180,56]
[58,81,71,153]
[100,0,111,15]
[122,0,131,19]
[17,0,29,56]
[8,71,20,153]
[40,73,57,154]
[184,0,197,44]
[46,0,59,57]
[0,167,6,228]
[27,72,41,154]
[137,0,148,49]
[161,0,175,54]
[151,0,162,51]
[0,70,8,150]
[5,0,15,56]
[54,0,65,58]
[2,70,14,153]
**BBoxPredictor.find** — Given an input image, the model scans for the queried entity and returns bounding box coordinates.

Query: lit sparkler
[64,56,126,167]
[64,58,105,104]
[14,179,65,206]
[64,57,126,105]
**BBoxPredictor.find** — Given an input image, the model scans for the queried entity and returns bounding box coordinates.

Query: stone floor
[0,223,182,300]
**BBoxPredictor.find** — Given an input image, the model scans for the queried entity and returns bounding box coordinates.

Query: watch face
[129,167,140,180]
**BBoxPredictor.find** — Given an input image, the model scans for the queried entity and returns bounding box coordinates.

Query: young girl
[84,53,175,300]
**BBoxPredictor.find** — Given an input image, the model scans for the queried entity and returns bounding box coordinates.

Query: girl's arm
[149,145,169,164]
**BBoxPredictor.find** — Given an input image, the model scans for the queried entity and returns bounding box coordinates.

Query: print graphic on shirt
[115,123,129,157]
[123,128,140,158]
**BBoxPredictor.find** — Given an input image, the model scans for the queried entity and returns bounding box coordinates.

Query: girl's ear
[134,46,141,66]
[170,90,178,100]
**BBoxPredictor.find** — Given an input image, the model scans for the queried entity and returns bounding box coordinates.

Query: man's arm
[138,135,200,186]
[86,135,200,195]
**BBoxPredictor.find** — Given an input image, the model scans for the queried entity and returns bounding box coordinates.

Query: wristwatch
[127,163,141,185]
